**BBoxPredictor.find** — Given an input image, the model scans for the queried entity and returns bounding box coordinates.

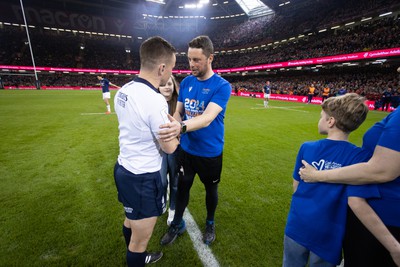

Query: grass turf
[0,90,387,266]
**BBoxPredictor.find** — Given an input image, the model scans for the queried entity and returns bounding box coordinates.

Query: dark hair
[321,93,368,133]
[188,35,214,58]
[140,36,176,70]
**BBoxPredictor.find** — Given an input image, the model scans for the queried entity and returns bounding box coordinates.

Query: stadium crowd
[230,66,399,102]
[1,0,399,70]
[2,65,399,108]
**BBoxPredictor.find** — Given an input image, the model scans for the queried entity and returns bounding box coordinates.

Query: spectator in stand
[338,87,347,96]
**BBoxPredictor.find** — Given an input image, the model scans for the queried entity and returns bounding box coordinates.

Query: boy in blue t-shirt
[283,93,380,266]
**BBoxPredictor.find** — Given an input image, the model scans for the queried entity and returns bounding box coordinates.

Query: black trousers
[343,208,400,267]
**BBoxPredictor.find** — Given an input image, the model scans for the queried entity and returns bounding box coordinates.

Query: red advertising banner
[230,92,395,111]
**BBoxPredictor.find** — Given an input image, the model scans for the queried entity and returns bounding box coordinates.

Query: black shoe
[203,222,215,245]
[145,251,163,264]
[160,220,186,245]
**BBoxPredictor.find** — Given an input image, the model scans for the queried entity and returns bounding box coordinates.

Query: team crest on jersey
[312,159,342,170]
[202,88,210,94]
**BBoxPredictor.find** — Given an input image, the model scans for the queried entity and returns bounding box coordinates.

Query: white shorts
[103,92,111,99]
[264,93,270,99]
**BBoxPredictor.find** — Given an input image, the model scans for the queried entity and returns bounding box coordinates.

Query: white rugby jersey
[114,78,169,174]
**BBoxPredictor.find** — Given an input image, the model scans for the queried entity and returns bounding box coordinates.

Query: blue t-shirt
[286,139,380,265]
[178,73,231,157]
[100,78,110,93]
[362,108,400,227]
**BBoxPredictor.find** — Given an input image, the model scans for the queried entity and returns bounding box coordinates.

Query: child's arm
[348,197,400,266]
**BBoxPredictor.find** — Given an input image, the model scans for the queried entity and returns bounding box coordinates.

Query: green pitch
[0,90,386,266]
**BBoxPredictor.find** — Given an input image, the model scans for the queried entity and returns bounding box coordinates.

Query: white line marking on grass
[252,105,309,113]
[255,103,307,108]
[183,209,220,267]
[80,112,115,115]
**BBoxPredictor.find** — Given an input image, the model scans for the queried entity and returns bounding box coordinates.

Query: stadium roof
[9,0,286,18]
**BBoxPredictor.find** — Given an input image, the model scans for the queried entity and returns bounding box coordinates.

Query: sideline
[80,112,115,115]
[251,104,309,113]
[183,209,220,267]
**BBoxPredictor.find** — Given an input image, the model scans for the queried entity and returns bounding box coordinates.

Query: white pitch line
[80,112,115,115]
[251,106,309,113]
[183,209,220,267]
[255,103,307,108]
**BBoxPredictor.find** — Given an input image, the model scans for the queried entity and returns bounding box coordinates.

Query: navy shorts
[114,162,165,220]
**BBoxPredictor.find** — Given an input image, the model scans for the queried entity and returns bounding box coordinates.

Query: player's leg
[103,92,111,114]
[198,153,223,245]
[114,163,164,265]
[123,218,132,247]
[126,216,162,267]
[263,94,267,107]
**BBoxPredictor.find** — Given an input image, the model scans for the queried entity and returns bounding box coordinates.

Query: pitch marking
[183,209,220,267]
[251,105,309,113]
[80,112,115,115]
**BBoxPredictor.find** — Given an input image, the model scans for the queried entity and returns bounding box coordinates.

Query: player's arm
[158,135,179,154]
[157,102,183,142]
[182,102,222,132]
[156,105,179,153]
[109,82,120,88]
[348,197,400,265]
[158,101,222,140]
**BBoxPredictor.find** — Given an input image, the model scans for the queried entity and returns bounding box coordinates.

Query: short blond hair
[321,93,368,133]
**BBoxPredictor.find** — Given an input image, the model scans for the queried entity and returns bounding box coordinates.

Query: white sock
[106,105,111,112]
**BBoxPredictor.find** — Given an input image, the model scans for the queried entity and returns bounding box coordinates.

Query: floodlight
[379,12,392,17]
[145,0,165,4]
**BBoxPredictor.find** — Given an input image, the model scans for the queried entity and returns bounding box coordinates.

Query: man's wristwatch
[180,121,187,134]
